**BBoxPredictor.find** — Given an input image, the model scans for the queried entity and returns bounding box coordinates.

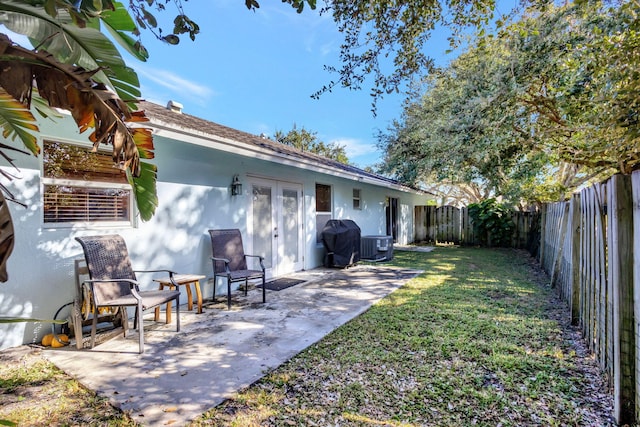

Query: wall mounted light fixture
[231,174,242,196]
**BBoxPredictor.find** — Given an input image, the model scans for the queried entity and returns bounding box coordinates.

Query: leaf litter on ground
[194,247,615,427]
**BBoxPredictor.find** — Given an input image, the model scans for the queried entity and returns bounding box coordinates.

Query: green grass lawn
[193,247,611,426]
[1,247,612,426]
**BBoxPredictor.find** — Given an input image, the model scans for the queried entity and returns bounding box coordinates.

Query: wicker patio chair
[75,235,181,353]
[208,229,266,309]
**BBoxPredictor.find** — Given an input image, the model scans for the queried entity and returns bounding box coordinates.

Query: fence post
[414,206,426,242]
[632,170,640,423]
[461,207,472,245]
[570,194,581,326]
[427,206,436,242]
[550,202,570,288]
[608,174,635,424]
[539,204,547,263]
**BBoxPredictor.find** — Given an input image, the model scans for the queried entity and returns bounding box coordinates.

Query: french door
[249,178,303,278]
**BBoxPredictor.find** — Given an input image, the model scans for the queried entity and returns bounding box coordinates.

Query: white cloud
[330,137,381,167]
[256,3,337,56]
[319,41,335,56]
[330,137,371,156]
[136,65,216,105]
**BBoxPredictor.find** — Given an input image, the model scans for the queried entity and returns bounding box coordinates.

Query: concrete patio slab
[43,264,422,426]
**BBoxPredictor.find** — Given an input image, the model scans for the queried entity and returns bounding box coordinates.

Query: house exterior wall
[0,110,429,350]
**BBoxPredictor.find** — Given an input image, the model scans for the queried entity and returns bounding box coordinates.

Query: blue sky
[125,1,457,169]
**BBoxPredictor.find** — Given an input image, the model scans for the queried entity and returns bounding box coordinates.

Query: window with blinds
[42,141,133,225]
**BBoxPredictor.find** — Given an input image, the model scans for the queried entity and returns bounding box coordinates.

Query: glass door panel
[280,187,300,269]
[252,184,273,269]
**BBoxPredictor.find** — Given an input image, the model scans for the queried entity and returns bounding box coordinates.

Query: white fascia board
[147,120,418,194]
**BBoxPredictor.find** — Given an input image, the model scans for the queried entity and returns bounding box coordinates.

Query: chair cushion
[97,290,179,311]
[139,290,180,310]
[98,294,140,307]
[229,269,264,281]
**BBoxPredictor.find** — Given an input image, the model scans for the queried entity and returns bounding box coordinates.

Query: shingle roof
[139,101,424,194]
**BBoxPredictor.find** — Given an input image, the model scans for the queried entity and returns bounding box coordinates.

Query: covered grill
[321,219,361,268]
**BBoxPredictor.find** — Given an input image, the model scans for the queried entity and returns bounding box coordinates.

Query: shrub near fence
[539,172,639,425]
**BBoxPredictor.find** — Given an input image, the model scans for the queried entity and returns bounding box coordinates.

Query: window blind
[42,141,133,225]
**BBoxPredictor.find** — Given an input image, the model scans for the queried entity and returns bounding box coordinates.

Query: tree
[500,1,640,175]
[379,1,638,207]
[274,125,350,164]
[314,0,501,112]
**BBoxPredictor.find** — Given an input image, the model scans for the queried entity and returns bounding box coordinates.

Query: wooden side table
[153,274,205,323]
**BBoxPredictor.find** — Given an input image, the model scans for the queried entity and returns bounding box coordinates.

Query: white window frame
[353,188,362,210]
[41,139,136,229]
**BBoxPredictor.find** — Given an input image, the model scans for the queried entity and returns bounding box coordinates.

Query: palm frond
[129,161,158,221]
[99,1,149,62]
[0,90,39,156]
[0,34,158,220]
[0,191,14,282]
[0,0,141,101]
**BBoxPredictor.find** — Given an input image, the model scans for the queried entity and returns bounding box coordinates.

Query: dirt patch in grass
[0,346,134,426]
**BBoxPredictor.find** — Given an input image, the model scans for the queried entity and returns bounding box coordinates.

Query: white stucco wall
[0,111,430,350]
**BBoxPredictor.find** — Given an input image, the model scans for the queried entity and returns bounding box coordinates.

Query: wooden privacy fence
[539,172,639,425]
[414,205,538,249]
[415,205,461,244]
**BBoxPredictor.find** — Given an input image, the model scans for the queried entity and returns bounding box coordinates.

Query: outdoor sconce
[231,174,242,196]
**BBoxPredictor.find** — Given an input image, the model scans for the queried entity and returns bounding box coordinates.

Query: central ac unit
[361,235,394,261]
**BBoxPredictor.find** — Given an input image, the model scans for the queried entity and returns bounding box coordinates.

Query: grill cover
[321,219,361,268]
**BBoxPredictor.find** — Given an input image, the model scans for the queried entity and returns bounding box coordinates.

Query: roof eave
[145,118,424,194]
